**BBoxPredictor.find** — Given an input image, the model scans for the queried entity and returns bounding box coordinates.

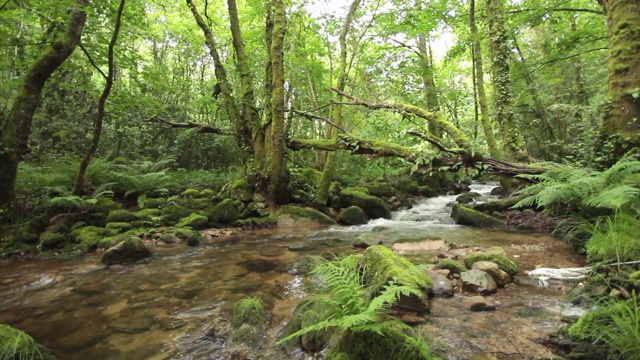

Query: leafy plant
[278,255,437,360]
[0,324,44,360]
[232,296,266,328]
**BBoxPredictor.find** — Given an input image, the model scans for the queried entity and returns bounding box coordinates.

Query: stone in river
[463,296,496,311]
[472,261,511,286]
[461,269,497,295]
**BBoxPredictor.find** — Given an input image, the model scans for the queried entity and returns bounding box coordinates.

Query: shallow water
[0,184,585,359]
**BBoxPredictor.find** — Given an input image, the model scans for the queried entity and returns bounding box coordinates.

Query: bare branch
[149,115,230,135]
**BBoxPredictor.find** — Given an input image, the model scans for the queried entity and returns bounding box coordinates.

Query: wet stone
[72,281,105,295]
[461,269,498,295]
[471,261,511,286]
[258,247,286,257]
[236,258,278,273]
[173,285,206,300]
[230,280,265,293]
[158,317,188,331]
[287,243,314,252]
[463,296,496,311]
[427,269,454,298]
[110,309,156,333]
[58,317,111,350]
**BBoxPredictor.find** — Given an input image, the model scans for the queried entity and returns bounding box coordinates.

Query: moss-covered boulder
[464,247,518,276]
[337,206,369,225]
[174,228,203,246]
[141,197,166,209]
[435,258,468,274]
[365,181,395,198]
[340,190,391,220]
[71,226,113,248]
[417,185,438,198]
[105,222,133,232]
[101,237,151,265]
[204,198,244,228]
[89,197,120,214]
[106,210,136,223]
[456,192,481,204]
[175,213,208,230]
[135,208,161,221]
[450,204,505,229]
[160,203,192,226]
[38,232,67,250]
[277,206,336,227]
[395,179,419,195]
[228,180,253,202]
[181,189,201,198]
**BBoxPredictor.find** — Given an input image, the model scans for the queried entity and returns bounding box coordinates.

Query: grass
[232,296,266,328]
[0,324,44,360]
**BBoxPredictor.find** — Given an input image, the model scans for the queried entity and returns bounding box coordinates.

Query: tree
[0,0,88,205]
[598,0,640,163]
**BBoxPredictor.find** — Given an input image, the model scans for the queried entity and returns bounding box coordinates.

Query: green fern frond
[583,186,640,210]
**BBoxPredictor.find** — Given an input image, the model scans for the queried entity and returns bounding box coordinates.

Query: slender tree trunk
[315,0,361,205]
[598,0,640,163]
[485,0,526,162]
[74,0,126,195]
[267,0,289,208]
[417,34,441,138]
[469,0,500,158]
[0,0,87,205]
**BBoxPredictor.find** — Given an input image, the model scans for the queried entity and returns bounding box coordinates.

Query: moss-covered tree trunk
[74,0,126,195]
[0,0,87,205]
[485,0,526,162]
[598,0,640,163]
[315,0,361,206]
[469,0,500,158]
[266,0,289,208]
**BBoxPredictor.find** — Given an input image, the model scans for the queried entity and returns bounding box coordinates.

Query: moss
[344,186,370,194]
[204,198,244,227]
[106,210,136,223]
[340,190,391,220]
[365,182,395,198]
[38,232,67,250]
[135,208,161,220]
[142,198,166,209]
[436,258,468,274]
[181,188,201,198]
[175,213,208,230]
[105,222,133,232]
[362,245,433,291]
[279,205,336,225]
[395,179,419,195]
[89,197,120,214]
[464,250,518,276]
[337,206,369,225]
[201,189,216,197]
[98,235,125,249]
[450,204,505,229]
[236,216,278,228]
[160,203,192,226]
[101,236,151,265]
[296,168,323,187]
[418,185,438,198]
[71,226,113,248]
[228,179,253,202]
[174,228,203,246]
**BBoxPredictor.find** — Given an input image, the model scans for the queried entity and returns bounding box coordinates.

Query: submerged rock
[101,237,151,265]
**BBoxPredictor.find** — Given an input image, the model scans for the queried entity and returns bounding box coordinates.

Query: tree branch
[149,115,230,135]
[529,47,608,74]
[292,109,348,133]
[78,43,107,80]
[509,7,605,15]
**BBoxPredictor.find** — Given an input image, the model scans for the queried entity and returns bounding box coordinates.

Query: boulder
[450,204,505,229]
[435,258,468,274]
[464,247,519,276]
[340,190,391,220]
[228,180,253,202]
[277,206,336,227]
[463,296,496,311]
[417,185,438,198]
[427,269,454,297]
[461,269,498,295]
[337,206,369,225]
[105,210,137,223]
[175,213,209,230]
[204,198,244,227]
[456,192,482,205]
[101,237,151,265]
[471,261,511,286]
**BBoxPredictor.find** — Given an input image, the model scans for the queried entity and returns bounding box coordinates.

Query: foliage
[278,254,437,359]
[232,297,266,328]
[568,293,640,360]
[582,213,640,263]
[0,324,45,360]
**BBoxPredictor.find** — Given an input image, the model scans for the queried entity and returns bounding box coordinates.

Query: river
[0,184,585,359]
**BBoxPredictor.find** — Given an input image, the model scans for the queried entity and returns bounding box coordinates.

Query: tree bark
[486,0,526,162]
[0,0,88,205]
[598,0,640,163]
[470,0,500,158]
[74,0,126,195]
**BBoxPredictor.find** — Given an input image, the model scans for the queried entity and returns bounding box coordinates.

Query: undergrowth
[0,324,46,360]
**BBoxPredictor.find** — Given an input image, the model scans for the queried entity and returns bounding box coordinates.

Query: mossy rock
[395,179,419,195]
[278,206,336,227]
[101,237,151,265]
[174,228,203,246]
[181,189,201,198]
[160,203,192,226]
[105,222,133,232]
[89,197,121,214]
[135,208,161,221]
[450,204,505,229]
[456,192,480,205]
[106,210,137,223]
[38,233,67,250]
[365,182,395,198]
[340,190,391,220]
[175,213,208,230]
[71,226,113,248]
[98,235,126,249]
[337,206,369,226]
[294,168,323,187]
[236,216,278,228]
[229,180,254,202]
[464,248,518,276]
[204,198,244,227]
[142,198,166,209]
[362,245,433,291]
[343,186,370,195]
[436,258,468,274]
[417,185,438,198]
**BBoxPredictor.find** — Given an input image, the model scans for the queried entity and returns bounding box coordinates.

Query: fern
[0,324,44,360]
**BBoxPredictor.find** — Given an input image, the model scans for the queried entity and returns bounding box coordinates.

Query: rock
[450,204,505,229]
[418,185,438,198]
[237,258,278,273]
[135,208,161,221]
[435,258,468,274]
[160,233,181,244]
[204,198,244,228]
[105,222,133,232]
[461,269,498,295]
[339,190,392,220]
[456,192,481,205]
[160,203,193,226]
[471,261,512,286]
[101,237,152,265]
[110,309,156,333]
[70,226,112,248]
[38,232,67,250]
[337,206,369,225]
[277,205,335,228]
[354,233,390,248]
[463,296,496,311]
[490,187,505,196]
[287,243,314,252]
[228,180,254,202]
[175,213,209,230]
[427,269,454,297]
[106,210,137,223]
[398,313,428,324]
[464,247,519,276]
[58,317,111,350]
[181,188,201,198]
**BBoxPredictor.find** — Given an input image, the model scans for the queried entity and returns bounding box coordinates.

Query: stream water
[0,184,586,359]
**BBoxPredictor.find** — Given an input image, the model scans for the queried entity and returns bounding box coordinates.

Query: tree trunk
[470,0,500,158]
[485,0,526,162]
[0,0,87,205]
[74,0,126,195]
[599,0,640,163]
